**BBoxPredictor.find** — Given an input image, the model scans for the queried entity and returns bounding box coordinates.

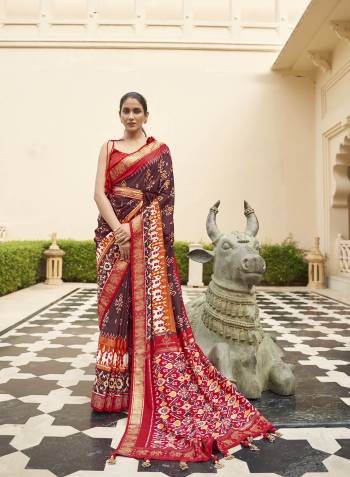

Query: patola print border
[111,201,207,461]
[109,140,164,183]
[97,259,128,330]
[97,187,148,330]
[149,200,177,338]
[115,200,180,458]
[116,211,148,454]
[110,205,275,462]
[96,232,114,268]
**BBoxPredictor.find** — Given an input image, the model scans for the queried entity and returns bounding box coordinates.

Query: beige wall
[0,0,315,248]
[314,39,350,275]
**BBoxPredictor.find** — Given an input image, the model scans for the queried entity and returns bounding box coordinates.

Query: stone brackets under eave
[330,21,350,44]
[307,50,332,73]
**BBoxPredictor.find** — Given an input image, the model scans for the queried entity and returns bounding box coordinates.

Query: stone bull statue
[186,200,295,398]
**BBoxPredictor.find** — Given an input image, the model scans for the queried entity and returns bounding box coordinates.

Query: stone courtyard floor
[0,283,350,477]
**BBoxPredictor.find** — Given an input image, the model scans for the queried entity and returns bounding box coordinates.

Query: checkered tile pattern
[0,287,349,476]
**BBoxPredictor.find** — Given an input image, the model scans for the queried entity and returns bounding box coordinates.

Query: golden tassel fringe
[179,461,189,470]
[106,455,116,465]
[142,459,151,468]
[224,453,235,460]
[249,443,260,451]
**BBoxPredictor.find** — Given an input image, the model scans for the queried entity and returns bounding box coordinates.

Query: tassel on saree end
[249,443,260,451]
[223,451,235,460]
[264,432,276,442]
[141,459,151,468]
[106,455,117,465]
[179,461,189,470]
[210,454,224,468]
[241,439,260,451]
[270,426,282,437]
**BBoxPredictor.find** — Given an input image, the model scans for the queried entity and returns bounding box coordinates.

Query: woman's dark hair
[119,91,148,137]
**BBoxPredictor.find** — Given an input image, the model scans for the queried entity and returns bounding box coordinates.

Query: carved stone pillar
[305,237,326,289]
[187,243,204,287]
[43,233,65,285]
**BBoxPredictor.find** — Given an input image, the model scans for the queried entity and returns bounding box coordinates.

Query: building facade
[273,0,350,294]
[0,1,314,245]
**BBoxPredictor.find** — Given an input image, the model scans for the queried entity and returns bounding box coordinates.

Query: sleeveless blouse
[104,136,156,194]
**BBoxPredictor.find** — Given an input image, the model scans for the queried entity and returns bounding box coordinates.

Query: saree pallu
[91,137,275,463]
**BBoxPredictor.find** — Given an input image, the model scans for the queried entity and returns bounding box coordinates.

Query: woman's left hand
[113,223,131,245]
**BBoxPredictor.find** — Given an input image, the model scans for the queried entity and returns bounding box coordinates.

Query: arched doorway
[330,134,350,281]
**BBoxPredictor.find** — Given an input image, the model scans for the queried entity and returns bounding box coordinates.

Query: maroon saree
[91,136,276,464]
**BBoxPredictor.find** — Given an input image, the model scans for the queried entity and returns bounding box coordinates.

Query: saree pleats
[91,137,274,461]
[91,253,131,412]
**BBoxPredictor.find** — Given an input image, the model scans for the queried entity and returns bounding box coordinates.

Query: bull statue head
[188,200,266,292]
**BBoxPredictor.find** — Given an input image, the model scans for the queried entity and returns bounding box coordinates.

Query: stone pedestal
[43,233,65,285]
[187,243,204,287]
[306,237,326,289]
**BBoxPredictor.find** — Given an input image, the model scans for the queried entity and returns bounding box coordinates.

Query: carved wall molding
[307,50,332,72]
[0,39,282,52]
[0,0,309,50]
[321,59,350,118]
[330,20,350,44]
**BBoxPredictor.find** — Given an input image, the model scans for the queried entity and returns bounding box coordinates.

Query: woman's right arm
[93,142,122,232]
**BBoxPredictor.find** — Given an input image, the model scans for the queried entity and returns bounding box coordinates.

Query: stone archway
[348,166,350,239]
[332,134,350,211]
[329,134,350,288]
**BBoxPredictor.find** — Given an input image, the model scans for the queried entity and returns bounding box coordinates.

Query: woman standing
[92,92,277,470]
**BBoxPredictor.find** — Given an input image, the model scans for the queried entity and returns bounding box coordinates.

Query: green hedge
[200,236,308,286]
[57,240,96,283]
[0,240,49,296]
[174,241,189,285]
[260,236,308,286]
[0,236,308,296]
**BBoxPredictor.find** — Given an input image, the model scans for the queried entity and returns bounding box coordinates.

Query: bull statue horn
[206,200,223,245]
[244,200,259,237]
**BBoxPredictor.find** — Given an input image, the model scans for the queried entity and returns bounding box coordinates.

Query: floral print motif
[92,138,274,461]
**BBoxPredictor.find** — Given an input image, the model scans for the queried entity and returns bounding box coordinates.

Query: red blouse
[104,136,156,194]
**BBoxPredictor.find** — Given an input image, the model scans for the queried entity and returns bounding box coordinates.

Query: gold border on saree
[112,186,144,201]
[97,186,144,267]
[110,140,163,182]
[113,186,144,223]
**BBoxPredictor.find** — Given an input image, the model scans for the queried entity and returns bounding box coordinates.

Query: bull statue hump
[186,200,295,399]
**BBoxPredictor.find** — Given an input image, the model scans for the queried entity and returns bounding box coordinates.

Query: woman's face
[119,97,148,134]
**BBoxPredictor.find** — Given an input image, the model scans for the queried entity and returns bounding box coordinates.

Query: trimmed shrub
[0,240,49,296]
[0,235,307,296]
[193,236,307,287]
[260,236,308,286]
[58,240,96,283]
[203,242,214,286]
[174,241,189,285]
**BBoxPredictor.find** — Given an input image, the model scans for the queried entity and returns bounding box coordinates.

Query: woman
[91,92,278,470]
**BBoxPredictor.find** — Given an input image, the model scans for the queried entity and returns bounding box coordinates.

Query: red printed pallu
[91,136,275,463]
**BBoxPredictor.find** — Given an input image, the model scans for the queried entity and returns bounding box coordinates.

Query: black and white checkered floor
[0,287,350,476]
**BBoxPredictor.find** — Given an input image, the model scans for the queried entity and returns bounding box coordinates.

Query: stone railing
[337,234,350,276]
